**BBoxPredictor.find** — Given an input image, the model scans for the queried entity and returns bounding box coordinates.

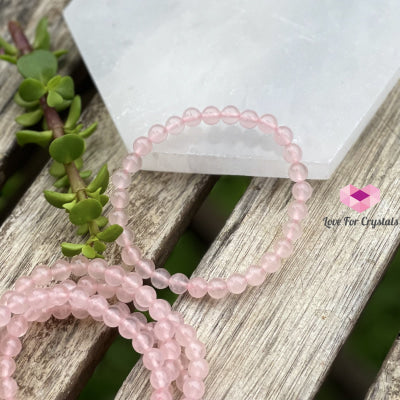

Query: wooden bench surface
[0,1,399,399]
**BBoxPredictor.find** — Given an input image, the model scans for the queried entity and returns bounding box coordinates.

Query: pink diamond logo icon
[340,184,380,213]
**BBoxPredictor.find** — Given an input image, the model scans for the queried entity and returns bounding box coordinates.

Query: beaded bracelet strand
[0,106,312,399]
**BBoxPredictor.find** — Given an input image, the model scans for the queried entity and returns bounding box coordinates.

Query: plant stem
[8,21,32,55]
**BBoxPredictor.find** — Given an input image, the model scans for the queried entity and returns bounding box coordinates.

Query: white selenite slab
[64,0,400,179]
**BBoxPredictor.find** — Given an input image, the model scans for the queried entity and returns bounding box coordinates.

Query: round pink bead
[116,287,133,303]
[292,181,313,201]
[111,168,131,189]
[70,255,88,276]
[148,124,168,143]
[274,126,293,146]
[182,107,202,127]
[133,136,153,156]
[31,264,52,285]
[176,371,190,392]
[0,306,11,328]
[88,259,107,280]
[187,277,208,298]
[185,340,206,361]
[150,388,172,400]
[29,288,49,309]
[14,276,34,293]
[51,259,71,281]
[288,200,308,221]
[118,315,142,339]
[289,162,308,182]
[7,292,28,314]
[135,258,155,279]
[245,265,267,286]
[0,336,21,357]
[258,114,278,134]
[122,152,142,173]
[103,305,121,327]
[116,227,135,247]
[260,252,281,273]
[108,209,129,226]
[132,331,154,354]
[104,265,125,286]
[151,268,171,289]
[69,288,89,309]
[110,189,129,209]
[150,368,170,389]
[52,304,71,320]
[97,283,115,299]
[165,116,184,135]
[77,276,99,295]
[283,220,303,242]
[0,356,15,378]
[143,348,165,370]
[274,237,294,258]
[175,324,197,347]
[149,299,171,321]
[164,359,180,381]
[283,143,302,163]
[188,359,209,379]
[169,273,189,294]
[160,339,181,360]
[221,105,240,125]
[87,295,108,318]
[154,319,175,341]
[6,315,28,337]
[226,273,247,294]
[183,378,205,399]
[135,286,156,308]
[167,311,183,325]
[121,245,142,265]
[0,376,18,398]
[121,271,143,292]
[49,285,70,306]
[72,307,89,320]
[207,278,228,299]
[239,109,258,129]
[0,292,12,307]
[202,106,220,125]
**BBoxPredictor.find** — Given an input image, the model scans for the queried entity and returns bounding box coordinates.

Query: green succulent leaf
[93,240,106,253]
[54,175,70,188]
[17,49,57,84]
[55,76,74,99]
[19,78,46,102]
[43,190,76,208]
[77,223,89,235]
[54,99,72,112]
[69,198,102,225]
[0,36,17,55]
[97,224,123,242]
[100,195,109,206]
[49,134,85,164]
[16,129,52,147]
[80,170,92,179]
[62,199,77,212]
[95,216,108,228]
[14,92,39,108]
[47,90,63,107]
[33,17,50,50]
[0,54,17,64]
[82,245,96,259]
[15,108,43,127]
[61,242,84,257]
[65,95,81,129]
[47,75,62,90]
[86,164,109,194]
[53,49,68,58]
[78,122,98,139]
[49,161,66,178]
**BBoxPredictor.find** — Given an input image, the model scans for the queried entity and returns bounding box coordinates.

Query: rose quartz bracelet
[109,105,312,299]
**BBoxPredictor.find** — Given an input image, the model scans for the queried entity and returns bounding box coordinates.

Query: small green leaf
[61,242,84,257]
[100,195,109,206]
[82,245,96,259]
[47,90,63,107]
[77,223,89,235]
[44,190,76,208]
[46,75,62,90]
[65,95,81,129]
[62,199,77,212]
[17,49,57,84]
[16,130,52,147]
[87,164,109,194]
[55,76,74,99]
[94,216,108,228]
[49,134,85,164]
[54,99,72,112]
[19,78,46,102]
[33,17,50,50]
[49,161,66,178]
[93,240,106,253]
[0,36,17,55]
[14,92,39,108]
[69,198,103,225]
[15,108,43,127]
[0,54,17,64]
[80,170,92,179]
[53,49,68,58]
[54,175,70,188]
[97,224,123,242]
[78,122,98,139]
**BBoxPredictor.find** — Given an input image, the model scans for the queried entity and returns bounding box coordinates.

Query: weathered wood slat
[0,92,216,398]
[116,81,400,399]
[365,334,400,400]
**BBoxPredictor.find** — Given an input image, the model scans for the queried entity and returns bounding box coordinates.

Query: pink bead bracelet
[0,105,312,399]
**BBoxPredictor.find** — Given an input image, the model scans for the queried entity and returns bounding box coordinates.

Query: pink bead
[0,336,21,357]
[87,295,108,318]
[117,287,133,303]
[288,200,308,221]
[7,315,28,337]
[187,277,208,298]
[0,376,18,398]
[182,107,202,127]
[207,278,228,299]
[132,331,154,354]
[97,283,115,299]
[175,324,197,347]
[69,288,89,309]
[283,220,303,242]
[239,109,259,129]
[260,252,281,273]
[226,273,247,294]
[122,272,143,292]
[31,264,52,285]
[292,181,313,201]
[150,388,172,400]
[289,162,308,182]
[135,258,155,279]
[274,126,293,146]
[0,356,16,377]
[116,302,130,317]
[0,292,12,307]
[122,152,142,173]
[258,114,278,134]
[14,276,34,293]
[71,307,89,320]
[52,304,71,320]
[104,265,125,286]
[135,286,156,308]
[110,189,130,209]
[70,255,88,276]
[121,245,142,265]
[118,315,142,339]
[185,340,206,361]
[0,307,10,328]
[36,308,52,323]
[160,339,181,360]
[188,359,209,379]
[116,227,135,247]
[143,348,165,370]
[245,265,267,286]
[111,168,131,189]
[148,124,168,143]
[151,268,171,289]
[274,237,294,259]
[7,292,28,314]
[221,105,240,125]
[62,279,76,291]
[103,305,121,327]
[108,208,129,226]
[164,359,180,381]
[167,311,184,325]
[28,288,49,309]
[149,299,171,321]
[283,143,302,163]
[154,319,175,341]
[133,136,153,156]
[165,116,184,135]
[169,273,189,294]
[88,259,107,281]
[176,371,190,391]
[202,106,220,125]
[51,259,71,281]
[49,285,70,306]
[183,378,205,399]
[150,368,170,389]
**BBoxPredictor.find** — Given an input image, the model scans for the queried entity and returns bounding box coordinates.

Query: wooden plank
[0,92,216,398]
[365,334,400,400]
[116,84,400,398]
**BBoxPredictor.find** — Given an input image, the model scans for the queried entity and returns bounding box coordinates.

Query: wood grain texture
[116,82,400,399]
[0,93,215,399]
[365,335,400,400]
